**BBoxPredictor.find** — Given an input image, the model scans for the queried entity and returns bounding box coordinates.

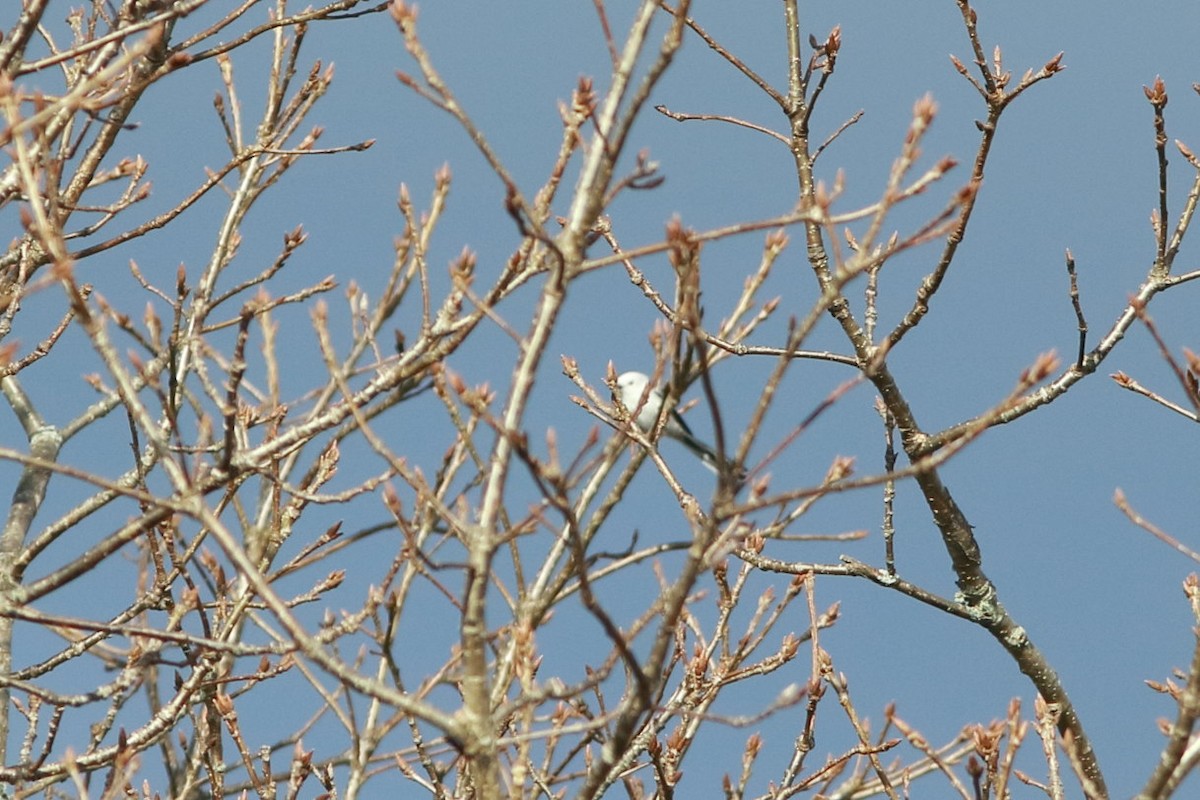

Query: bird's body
[614,371,723,474]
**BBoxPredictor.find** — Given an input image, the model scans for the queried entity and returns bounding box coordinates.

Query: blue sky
[9,1,1200,796]
[359,4,1200,796]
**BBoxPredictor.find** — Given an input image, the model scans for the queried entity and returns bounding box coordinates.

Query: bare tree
[2,1,1199,798]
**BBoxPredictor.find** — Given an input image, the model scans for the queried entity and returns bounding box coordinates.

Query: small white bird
[614,371,724,474]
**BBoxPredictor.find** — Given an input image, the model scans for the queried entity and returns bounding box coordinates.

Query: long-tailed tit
[614,371,724,474]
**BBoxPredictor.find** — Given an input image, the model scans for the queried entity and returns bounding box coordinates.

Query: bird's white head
[614,371,662,431]
[615,371,651,399]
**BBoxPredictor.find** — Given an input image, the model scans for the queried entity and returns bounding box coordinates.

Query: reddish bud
[1144,76,1168,107]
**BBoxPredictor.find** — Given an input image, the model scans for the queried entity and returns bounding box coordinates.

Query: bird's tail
[679,432,747,490]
